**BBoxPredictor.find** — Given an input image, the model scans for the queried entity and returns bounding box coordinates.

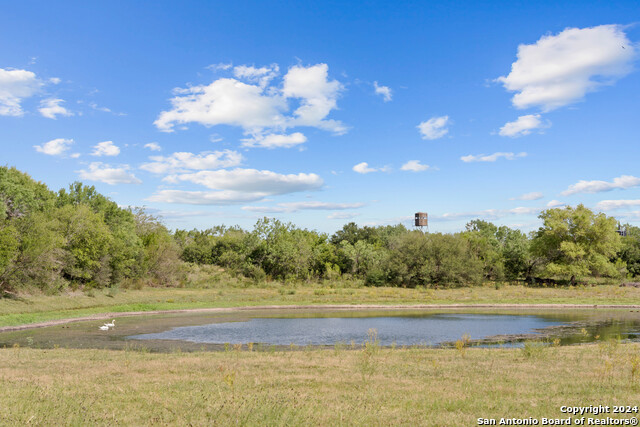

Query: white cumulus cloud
[400,160,430,172]
[154,78,286,133]
[373,81,392,102]
[155,63,346,137]
[38,98,73,119]
[140,149,243,174]
[499,114,549,137]
[91,141,120,157]
[34,138,73,156]
[417,116,450,140]
[282,63,345,133]
[461,152,527,163]
[241,132,307,149]
[561,175,640,196]
[77,163,141,185]
[0,68,43,116]
[497,25,636,111]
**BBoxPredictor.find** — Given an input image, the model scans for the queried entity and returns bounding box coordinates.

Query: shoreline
[2,302,640,333]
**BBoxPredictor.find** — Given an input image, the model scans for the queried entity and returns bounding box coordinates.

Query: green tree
[463,220,504,280]
[133,209,182,285]
[57,182,143,284]
[0,221,20,292]
[531,205,622,284]
[57,204,113,286]
[384,232,482,287]
[252,218,321,280]
[497,226,533,280]
[384,231,430,287]
[421,233,483,287]
[337,240,383,277]
[0,166,55,219]
[618,224,640,278]
[1,211,65,293]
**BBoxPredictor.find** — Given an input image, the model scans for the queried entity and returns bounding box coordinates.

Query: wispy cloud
[417,116,450,140]
[77,163,141,185]
[39,98,73,119]
[595,199,640,211]
[91,141,120,157]
[144,142,162,151]
[241,132,307,149]
[435,206,541,221]
[242,201,365,213]
[499,114,549,137]
[141,150,242,174]
[150,168,324,205]
[373,81,392,102]
[34,138,73,156]
[561,175,640,196]
[328,212,360,220]
[352,162,389,174]
[147,190,265,205]
[400,160,430,172]
[461,152,527,163]
[510,192,543,201]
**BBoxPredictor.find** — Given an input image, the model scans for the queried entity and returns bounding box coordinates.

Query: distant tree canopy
[176,206,635,287]
[1,165,638,294]
[0,167,181,293]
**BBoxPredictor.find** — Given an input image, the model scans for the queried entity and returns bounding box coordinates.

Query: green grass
[1,342,639,425]
[2,282,640,328]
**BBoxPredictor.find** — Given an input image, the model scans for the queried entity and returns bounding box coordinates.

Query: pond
[128,310,640,348]
[2,308,639,351]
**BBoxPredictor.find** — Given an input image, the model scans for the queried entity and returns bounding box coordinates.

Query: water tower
[414,212,428,232]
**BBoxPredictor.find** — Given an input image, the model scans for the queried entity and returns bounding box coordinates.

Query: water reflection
[129,312,640,347]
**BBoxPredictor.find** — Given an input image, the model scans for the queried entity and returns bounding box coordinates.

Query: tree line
[176,209,637,287]
[1,166,640,294]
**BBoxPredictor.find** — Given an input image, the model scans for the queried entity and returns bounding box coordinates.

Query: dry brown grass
[1,342,639,426]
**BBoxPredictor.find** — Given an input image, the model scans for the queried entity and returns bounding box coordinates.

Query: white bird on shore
[104,319,115,328]
[99,325,109,331]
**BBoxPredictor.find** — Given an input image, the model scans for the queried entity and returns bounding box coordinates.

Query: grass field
[1,340,639,426]
[3,279,640,425]
[2,282,640,328]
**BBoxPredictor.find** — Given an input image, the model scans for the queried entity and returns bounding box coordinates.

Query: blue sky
[1,1,639,233]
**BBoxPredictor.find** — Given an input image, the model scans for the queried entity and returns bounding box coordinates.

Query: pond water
[128,312,640,347]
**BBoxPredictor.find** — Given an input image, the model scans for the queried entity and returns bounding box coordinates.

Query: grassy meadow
[3,274,640,426]
[1,340,639,426]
